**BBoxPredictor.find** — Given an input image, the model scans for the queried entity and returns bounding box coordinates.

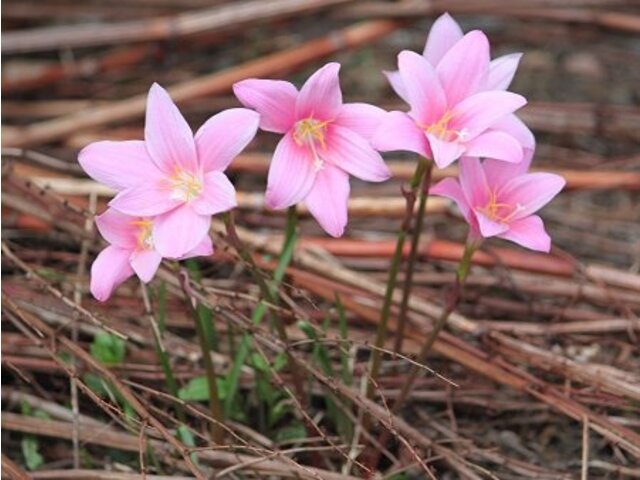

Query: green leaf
[90,332,126,365]
[275,422,307,443]
[21,436,44,470]
[156,282,167,335]
[177,424,200,467]
[178,376,227,402]
[83,373,109,397]
[268,399,291,427]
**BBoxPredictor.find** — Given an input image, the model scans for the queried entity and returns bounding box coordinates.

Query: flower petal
[398,50,447,125]
[500,172,566,219]
[232,79,298,133]
[304,164,350,238]
[95,208,138,249]
[436,30,490,106]
[423,13,464,66]
[459,157,490,207]
[153,205,211,258]
[383,70,409,104]
[483,158,531,191]
[476,212,509,237]
[109,178,181,217]
[430,177,474,226]
[78,140,160,191]
[90,246,134,302]
[452,91,526,140]
[296,63,342,121]
[464,130,523,163]
[191,171,237,215]
[145,83,198,174]
[372,111,431,157]
[487,53,522,91]
[498,215,551,252]
[426,133,465,169]
[324,125,391,182]
[130,249,162,283]
[490,114,535,166]
[335,103,387,141]
[265,133,317,209]
[195,108,259,172]
[183,235,214,258]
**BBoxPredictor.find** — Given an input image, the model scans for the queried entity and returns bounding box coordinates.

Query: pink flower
[374,16,530,168]
[430,156,565,252]
[79,83,259,258]
[90,208,212,301]
[233,63,391,237]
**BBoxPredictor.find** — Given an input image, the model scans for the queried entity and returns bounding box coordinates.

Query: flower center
[168,169,203,202]
[131,219,154,250]
[477,190,523,224]
[424,111,468,142]
[293,118,331,171]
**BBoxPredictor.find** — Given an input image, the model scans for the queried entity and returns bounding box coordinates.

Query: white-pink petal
[109,179,180,217]
[304,164,350,238]
[90,246,134,302]
[130,249,162,283]
[459,157,490,208]
[398,50,447,126]
[464,131,523,164]
[145,83,198,175]
[233,79,298,134]
[430,177,474,226]
[95,208,137,249]
[153,205,211,258]
[487,53,522,91]
[452,90,526,139]
[191,171,237,216]
[436,30,490,106]
[372,111,431,158]
[78,140,160,191]
[195,108,259,173]
[426,133,465,169]
[183,235,214,258]
[383,70,409,104]
[423,13,464,66]
[498,215,551,252]
[335,103,388,141]
[490,114,535,166]
[296,63,342,121]
[500,172,566,219]
[265,133,317,210]
[324,125,391,182]
[476,212,509,237]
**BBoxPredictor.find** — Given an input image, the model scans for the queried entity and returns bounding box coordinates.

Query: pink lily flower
[233,63,392,237]
[374,19,530,168]
[90,208,212,301]
[79,83,259,258]
[430,156,565,252]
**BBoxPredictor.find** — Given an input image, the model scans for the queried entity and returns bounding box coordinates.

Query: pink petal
[296,63,342,121]
[372,111,431,158]
[130,249,162,283]
[490,114,535,166]
[183,235,214,258]
[233,79,298,133]
[191,171,237,216]
[324,125,391,182]
[109,178,181,217]
[422,13,464,66]
[459,157,490,207]
[304,164,350,238]
[500,172,566,219]
[383,70,409,104]
[436,30,490,106]
[145,83,198,175]
[265,133,317,209]
[482,158,531,191]
[95,208,137,249]
[452,91,526,139]
[90,246,134,302]
[78,140,160,191]
[195,108,259,173]
[398,50,447,126]
[487,53,522,91]
[498,215,551,252]
[426,133,465,169]
[430,177,474,226]
[464,131,523,163]
[153,205,211,258]
[335,103,387,142]
[476,212,509,237]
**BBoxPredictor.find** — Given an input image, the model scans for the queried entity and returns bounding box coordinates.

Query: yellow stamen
[422,111,468,142]
[477,189,523,224]
[293,117,332,171]
[131,219,154,250]
[165,169,203,202]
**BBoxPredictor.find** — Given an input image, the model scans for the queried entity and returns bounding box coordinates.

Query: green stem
[180,270,224,444]
[366,158,428,401]
[366,239,478,470]
[393,158,434,356]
